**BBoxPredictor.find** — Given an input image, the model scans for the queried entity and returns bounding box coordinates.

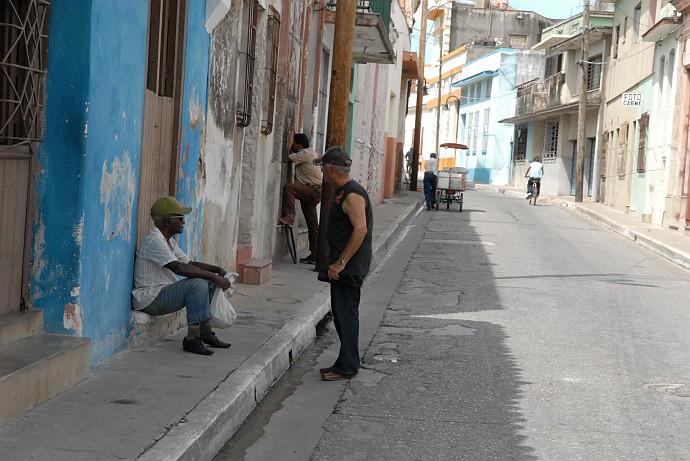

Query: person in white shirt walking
[132,196,232,356]
[423,153,439,210]
[525,156,544,198]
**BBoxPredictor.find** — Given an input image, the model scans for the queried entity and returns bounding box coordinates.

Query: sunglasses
[167,215,185,221]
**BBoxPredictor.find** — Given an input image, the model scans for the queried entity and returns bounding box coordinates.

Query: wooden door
[0,0,50,315]
[136,0,187,245]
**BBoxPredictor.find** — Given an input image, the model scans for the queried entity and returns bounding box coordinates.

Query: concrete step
[0,333,90,426]
[0,310,43,346]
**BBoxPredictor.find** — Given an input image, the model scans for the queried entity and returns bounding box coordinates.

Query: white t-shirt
[528,161,543,179]
[132,227,190,310]
[425,158,439,175]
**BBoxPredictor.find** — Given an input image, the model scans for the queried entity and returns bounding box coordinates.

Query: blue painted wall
[33,0,148,363]
[177,2,211,258]
[33,0,212,363]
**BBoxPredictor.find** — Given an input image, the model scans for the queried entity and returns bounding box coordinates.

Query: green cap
[150,196,192,217]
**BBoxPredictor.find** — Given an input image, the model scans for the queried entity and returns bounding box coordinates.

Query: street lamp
[444,94,461,165]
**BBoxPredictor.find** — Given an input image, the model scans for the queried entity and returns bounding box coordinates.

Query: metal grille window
[261,7,280,135]
[514,124,528,161]
[543,119,559,159]
[236,0,259,127]
[0,0,51,148]
[587,54,602,91]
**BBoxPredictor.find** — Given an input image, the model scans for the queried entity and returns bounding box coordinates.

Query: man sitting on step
[132,196,232,356]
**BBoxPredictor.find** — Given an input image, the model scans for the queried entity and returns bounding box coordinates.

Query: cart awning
[440,142,468,149]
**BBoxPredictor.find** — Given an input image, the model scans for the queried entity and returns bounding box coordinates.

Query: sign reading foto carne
[622,93,643,106]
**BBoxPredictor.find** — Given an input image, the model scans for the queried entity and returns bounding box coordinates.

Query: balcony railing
[324,0,395,64]
[327,0,391,32]
[515,73,566,117]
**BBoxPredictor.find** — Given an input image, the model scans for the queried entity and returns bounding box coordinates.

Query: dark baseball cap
[313,146,352,167]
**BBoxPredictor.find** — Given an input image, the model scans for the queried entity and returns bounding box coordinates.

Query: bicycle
[279,223,298,263]
[527,178,540,206]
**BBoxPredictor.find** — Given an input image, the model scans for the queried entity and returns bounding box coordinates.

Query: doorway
[0,0,51,316]
[135,0,188,244]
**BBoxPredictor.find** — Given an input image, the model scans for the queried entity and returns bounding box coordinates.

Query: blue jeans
[142,278,215,325]
[423,172,437,208]
[330,276,365,376]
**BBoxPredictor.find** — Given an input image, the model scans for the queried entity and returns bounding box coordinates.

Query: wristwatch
[336,258,346,266]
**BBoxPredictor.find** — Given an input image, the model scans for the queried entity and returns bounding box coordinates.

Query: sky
[508,0,584,20]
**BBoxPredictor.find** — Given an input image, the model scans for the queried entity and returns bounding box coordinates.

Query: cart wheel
[458,193,463,212]
[446,196,450,209]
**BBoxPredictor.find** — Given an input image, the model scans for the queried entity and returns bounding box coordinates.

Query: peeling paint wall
[33,0,148,364]
[204,0,290,269]
[178,4,212,264]
[351,63,389,205]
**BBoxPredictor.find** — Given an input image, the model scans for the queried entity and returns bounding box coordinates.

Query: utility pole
[411,0,428,191]
[575,0,590,202]
[435,48,443,156]
[316,0,356,270]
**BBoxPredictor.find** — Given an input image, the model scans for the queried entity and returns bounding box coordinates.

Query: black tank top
[327,180,373,276]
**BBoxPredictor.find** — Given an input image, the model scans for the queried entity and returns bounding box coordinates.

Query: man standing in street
[132,196,232,356]
[423,152,439,210]
[405,147,413,174]
[313,146,373,381]
[278,133,322,265]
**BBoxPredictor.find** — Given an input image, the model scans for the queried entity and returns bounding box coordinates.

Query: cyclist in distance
[525,155,544,199]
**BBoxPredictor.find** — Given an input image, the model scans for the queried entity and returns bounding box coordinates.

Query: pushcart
[435,167,467,211]
[435,143,468,212]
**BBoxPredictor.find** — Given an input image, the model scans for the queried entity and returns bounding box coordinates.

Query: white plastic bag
[209,273,238,329]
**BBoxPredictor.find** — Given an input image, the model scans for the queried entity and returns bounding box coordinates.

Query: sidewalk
[474,184,690,271]
[0,190,424,461]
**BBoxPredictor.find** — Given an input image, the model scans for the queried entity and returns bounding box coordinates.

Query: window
[633,3,641,42]
[613,25,620,59]
[623,17,627,43]
[236,0,260,127]
[587,54,602,90]
[544,119,559,159]
[509,34,527,49]
[617,123,628,176]
[466,112,473,152]
[545,54,563,79]
[473,110,479,155]
[0,0,50,146]
[485,78,492,98]
[482,108,489,154]
[261,8,280,135]
[514,124,528,161]
[637,113,649,173]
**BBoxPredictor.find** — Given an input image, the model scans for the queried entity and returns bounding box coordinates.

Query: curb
[137,199,421,461]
